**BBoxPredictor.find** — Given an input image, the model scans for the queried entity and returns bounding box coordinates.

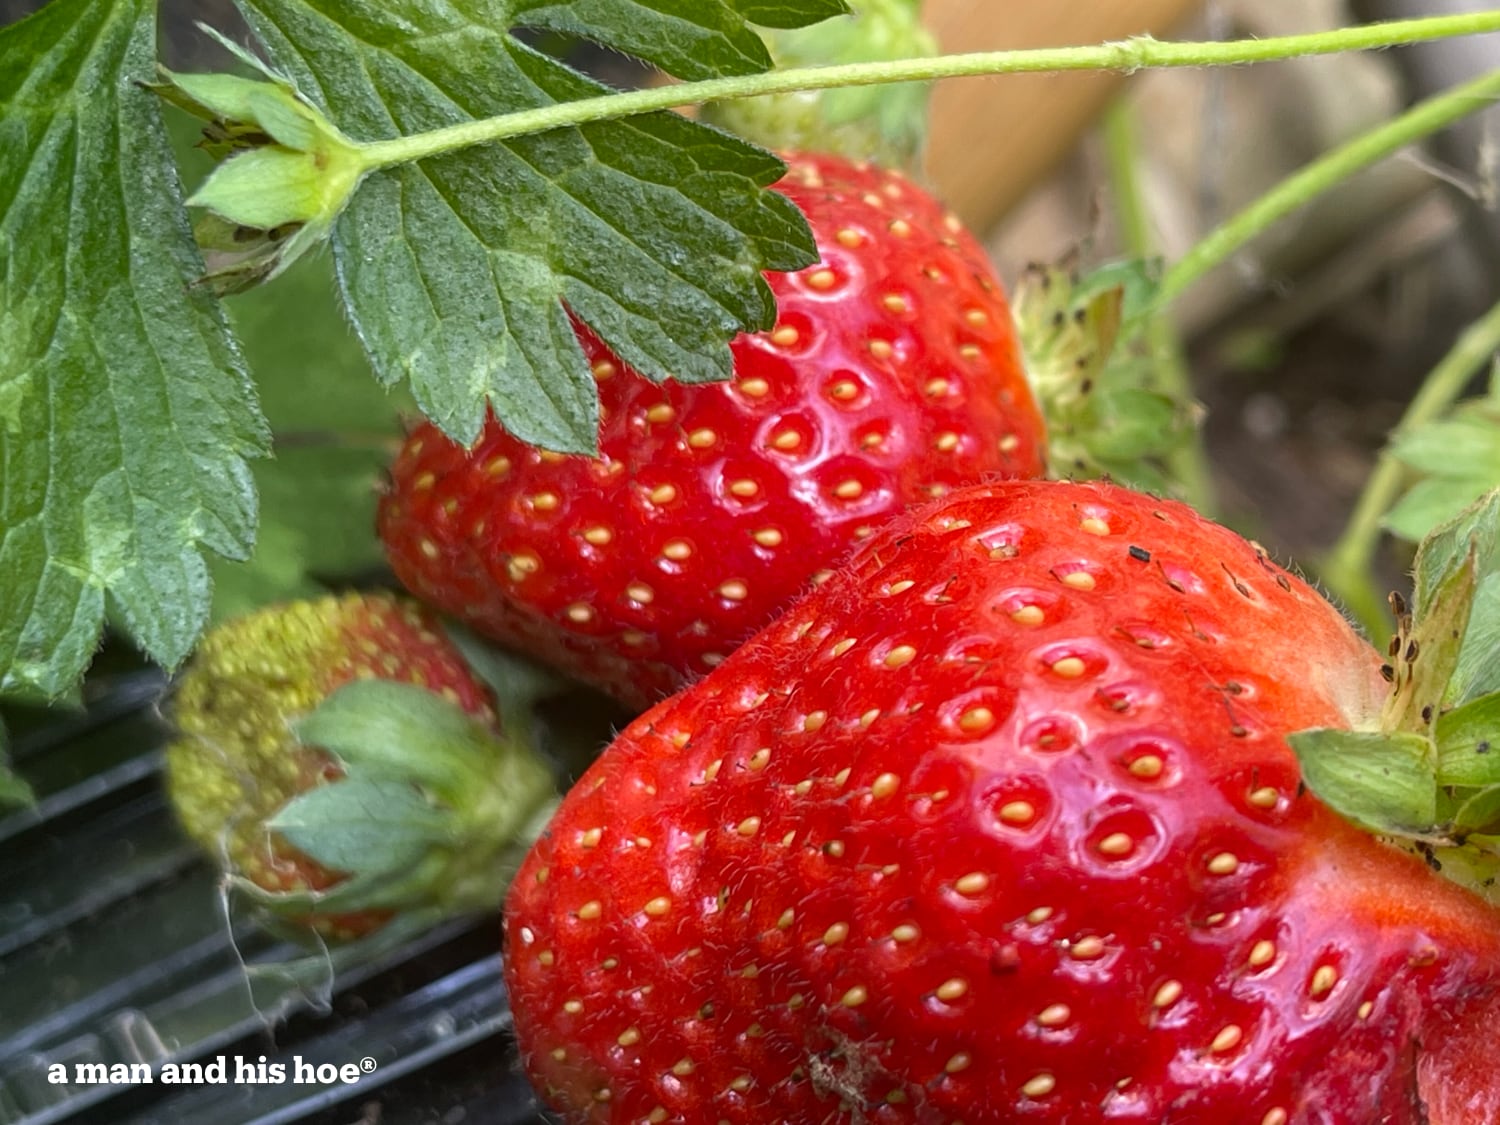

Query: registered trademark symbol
[360,1057,377,1074]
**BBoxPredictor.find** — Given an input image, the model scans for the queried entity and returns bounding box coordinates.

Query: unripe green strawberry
[701,0,938,168]
[167,591,549,941]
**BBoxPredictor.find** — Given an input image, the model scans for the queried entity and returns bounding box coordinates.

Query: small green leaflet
[1385,373,1500,544]
[1411,488,1500,708]
[0,0,269,702]
[229,0,842,452]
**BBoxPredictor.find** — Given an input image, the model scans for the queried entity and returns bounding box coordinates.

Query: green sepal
[1383,542,1476,733]
[1288,728,1439,835]
[150,35,364,297]
[193,210,285,253]
[254,672,559,930]
[439,624,567,734]
[293,679,501,801]
[189,146,342,230]
[1452,788,1500,835]
[1435,693,1500,786]
[194,220,322,298]
[151,25,328,152]
[1013,256,1199,490]
[1013,261,1125,392]
[1413,489,1500,707]
[267,776,451,879]
[1076,387,1190,463]
[151,69,317,150]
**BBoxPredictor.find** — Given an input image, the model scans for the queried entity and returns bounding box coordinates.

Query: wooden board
[924,0,1202,233]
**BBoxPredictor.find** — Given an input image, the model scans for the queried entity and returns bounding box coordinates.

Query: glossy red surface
[380,153,1044,709]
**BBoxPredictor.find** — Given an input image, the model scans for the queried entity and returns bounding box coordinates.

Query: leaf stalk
[356,11,1500,172]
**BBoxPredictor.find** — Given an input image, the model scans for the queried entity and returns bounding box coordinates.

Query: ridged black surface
[0,668,552,1125]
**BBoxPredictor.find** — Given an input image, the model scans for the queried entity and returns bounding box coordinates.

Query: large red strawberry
[502,479,1500,1123]
[167,591,554,941]
[378,152,1045,711]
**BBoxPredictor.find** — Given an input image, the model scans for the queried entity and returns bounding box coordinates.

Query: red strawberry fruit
[502,479,1500,1123]
[379,152,1045,711]
[167,591,553,941]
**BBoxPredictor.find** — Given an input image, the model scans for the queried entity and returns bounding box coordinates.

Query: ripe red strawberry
[502,479,1500,1123]
[379,152,1045,711]
[167,591,546,941]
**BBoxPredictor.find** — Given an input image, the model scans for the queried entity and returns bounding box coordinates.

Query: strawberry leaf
[207,257,402,621]
[227,0,837,452]
[0,0,270,702]
[1385,477,1499,545]
[1385,378,1500,544]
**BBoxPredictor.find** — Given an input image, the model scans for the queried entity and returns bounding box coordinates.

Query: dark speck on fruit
[990,944,1022,974]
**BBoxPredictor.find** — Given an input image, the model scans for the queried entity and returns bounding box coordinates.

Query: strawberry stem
[1150,66,1500,312]
[353,12,1500,173]
[699,0,938,170]
[1320,296,1500,638]
[1100,97,1215,516]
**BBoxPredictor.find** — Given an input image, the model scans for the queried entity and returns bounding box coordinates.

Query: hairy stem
[1101,98,1217,515]
[1320,297,1500,637]
[356,11,1500,171]
[1155,66,1500,308]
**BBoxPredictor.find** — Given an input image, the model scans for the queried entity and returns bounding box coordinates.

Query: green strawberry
[700,0,939,168]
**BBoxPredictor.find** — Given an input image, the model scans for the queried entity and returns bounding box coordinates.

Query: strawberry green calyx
[147,27,363,295]
[166,591,558,941]
[1011,257,1201,494]
[1292,487,1500,900]
[257,679,559,926]
[701,0,934,168]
